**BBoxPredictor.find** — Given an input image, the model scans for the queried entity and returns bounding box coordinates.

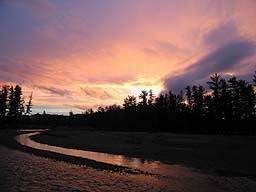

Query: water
[0,146,167,192]
[0,131,255,191]
[16,131,170,175]
[2,146,256,192]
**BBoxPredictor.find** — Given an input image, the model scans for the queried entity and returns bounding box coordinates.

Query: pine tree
[253,71,256,85]
[25,92,33,115]
[123,95,137,109]
[168,91,177,113]
[219,79,232,120]
[0,85,9,118]
[185,86,192,110]
[228,77,241,119]
[139,90,148,107]
[148,90,155,106]
[207,73,222,119]
[8,85,24,119]
[244,84,255,119]
[8,86,15,117]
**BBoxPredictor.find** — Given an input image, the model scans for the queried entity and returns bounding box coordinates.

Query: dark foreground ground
[32,129,256,178]
[1,129,256,192]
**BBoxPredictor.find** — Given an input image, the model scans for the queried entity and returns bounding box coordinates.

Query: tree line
[1,72,256,133]
[0,85,32,125]
[30,72,256,134]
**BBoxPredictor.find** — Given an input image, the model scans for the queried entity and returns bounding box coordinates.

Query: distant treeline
[1,72,256,134]
[26,72,256,134]
[0,85,32,124]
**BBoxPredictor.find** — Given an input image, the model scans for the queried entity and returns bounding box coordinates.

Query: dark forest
[1,72,256,134]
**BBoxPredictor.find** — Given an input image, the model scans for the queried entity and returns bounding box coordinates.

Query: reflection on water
[4,146,253,192]
[18,129,49,132]
[15,132,168,174]
[2,133,255,191]
[0,132,256,192]
[0,146,170,192]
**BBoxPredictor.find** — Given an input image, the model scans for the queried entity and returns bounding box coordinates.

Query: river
[0,131,255,191]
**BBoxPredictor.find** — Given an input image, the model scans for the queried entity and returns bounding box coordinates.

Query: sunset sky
[0,0,256,114]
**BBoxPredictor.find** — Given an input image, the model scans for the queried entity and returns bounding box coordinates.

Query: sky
[0,0,256,114]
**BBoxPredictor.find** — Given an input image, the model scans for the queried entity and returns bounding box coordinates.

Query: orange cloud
[1,0,256,114]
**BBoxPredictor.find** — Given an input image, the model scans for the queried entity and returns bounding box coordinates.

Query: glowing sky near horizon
[0,0,256,114]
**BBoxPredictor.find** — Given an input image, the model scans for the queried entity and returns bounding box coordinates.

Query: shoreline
[32,129,256,179]
[0,130,147,175]
[1,129,256,180]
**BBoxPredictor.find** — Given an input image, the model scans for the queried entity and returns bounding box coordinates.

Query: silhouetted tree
[155,94,165,110]
[244,84,255,119]
[7,86,15,117]
[204,95,214,118]
[15,85,24,118]
[148,90,155,106]
[228,77,241,119]
[123,95,137,109]
[176,91,186,112]
[253,71,256,85]
[139,90,148,107]
[185,86,192,110]
[192,85,204,116]
[25,92,33,115]
[20,71,256,134]
[42,110,47,122]
[69,111,74,116]
[0,85,9,119]
[98,106,105,113]
[8,85,24,119]
[219,79,232,120]
[168,91,177,113]
[207,73,222,119]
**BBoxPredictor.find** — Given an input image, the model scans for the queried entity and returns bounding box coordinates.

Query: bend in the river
[15,131,175,175]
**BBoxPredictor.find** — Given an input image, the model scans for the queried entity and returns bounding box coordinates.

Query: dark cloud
[80,87,113,100]
[165,39,256,91]
[164,23,256,92]
[35,85,71,97]
[234,72,256,83]
[203,22,239,47]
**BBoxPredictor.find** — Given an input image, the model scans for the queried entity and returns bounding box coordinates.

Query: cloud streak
[164,22,256,91]
[35,85,72,97]
[1,1,256,113]
[80,87,113,100]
